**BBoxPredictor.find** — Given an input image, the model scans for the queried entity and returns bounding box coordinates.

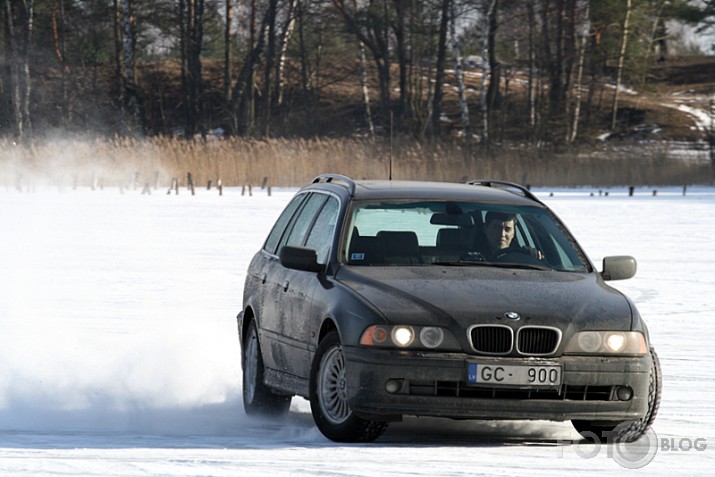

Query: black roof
[306,174,542,206]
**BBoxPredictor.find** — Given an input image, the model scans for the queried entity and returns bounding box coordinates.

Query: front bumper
[343,346,651,422]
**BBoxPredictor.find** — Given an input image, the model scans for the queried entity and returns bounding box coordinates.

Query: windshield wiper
[486,261,552,271]
[432,259,551,271]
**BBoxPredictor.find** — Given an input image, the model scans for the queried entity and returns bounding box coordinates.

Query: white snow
[675,104,714,132]
[1,184,714,475]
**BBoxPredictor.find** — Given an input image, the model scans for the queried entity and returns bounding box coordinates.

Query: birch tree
[568,0,589,142]
[430,0,450,137]
[611,0,632,131]
[449,0,470,141]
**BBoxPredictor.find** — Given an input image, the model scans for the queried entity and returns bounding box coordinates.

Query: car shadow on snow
[0,400,582,450]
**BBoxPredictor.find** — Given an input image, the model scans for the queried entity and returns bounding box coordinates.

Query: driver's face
[486,219,515,251]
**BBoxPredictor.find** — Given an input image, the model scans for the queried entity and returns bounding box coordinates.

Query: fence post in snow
[218,179,223,196]
[187,172,195,195]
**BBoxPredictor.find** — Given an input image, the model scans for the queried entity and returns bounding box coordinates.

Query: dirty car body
[237,175,660,443]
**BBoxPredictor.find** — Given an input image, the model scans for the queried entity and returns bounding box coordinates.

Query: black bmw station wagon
[237,175,660,443]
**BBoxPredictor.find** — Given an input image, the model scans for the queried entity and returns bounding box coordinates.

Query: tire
[573,348,662,443]
[309,330,389,443]
[242,320,292,416]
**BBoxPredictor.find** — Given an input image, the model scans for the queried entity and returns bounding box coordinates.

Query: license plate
[467,363,562,387]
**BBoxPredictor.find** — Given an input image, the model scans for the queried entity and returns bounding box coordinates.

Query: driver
[484,212,517,258]
[482,211,544,260]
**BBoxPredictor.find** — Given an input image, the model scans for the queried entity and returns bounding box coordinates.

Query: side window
[305,196,339,264]
[279,193,329,250]
[264,194,308,255]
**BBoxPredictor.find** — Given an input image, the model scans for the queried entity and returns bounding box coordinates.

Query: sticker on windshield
[351,253,365,261]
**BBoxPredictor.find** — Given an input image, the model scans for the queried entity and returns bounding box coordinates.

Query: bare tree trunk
[230,1,270,135]
[611,0,632,131]
[274,0,297,107]
[51,0,69,121]
[19,0,32,137]
[120,0,142,134]
[224,0,233,100]
[261,0,278,136]
[296,0,309,93]
[479,1,497,144]
[393,0,409,120]
[113,0,124,106]
[180,0,205,137]
[332,0,392,117]
[526,0,536,129]
[568,1,589,143]
[485,0,500,121]
[431,0,450,137]
[448,0,470,142]
[357,39,374,137]
[3,0,33,140]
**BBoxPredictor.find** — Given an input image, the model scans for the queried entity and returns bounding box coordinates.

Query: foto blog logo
[559,424,708,469]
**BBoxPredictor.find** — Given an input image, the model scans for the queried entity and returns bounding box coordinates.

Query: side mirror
[279,245,323,273]
[601,256,637,281]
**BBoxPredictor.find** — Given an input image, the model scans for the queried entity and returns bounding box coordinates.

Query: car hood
[334,265,633,331]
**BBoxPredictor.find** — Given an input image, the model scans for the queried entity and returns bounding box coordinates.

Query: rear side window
[263,194,308,255]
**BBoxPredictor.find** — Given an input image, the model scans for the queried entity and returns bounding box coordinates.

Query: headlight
[360,325,447,349]
[392,326,415,347]
[564,331,647,355]
[420,327,445,349]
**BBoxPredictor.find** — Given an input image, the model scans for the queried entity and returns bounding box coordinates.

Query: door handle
[282,280,290,292]
[261,273,267,284]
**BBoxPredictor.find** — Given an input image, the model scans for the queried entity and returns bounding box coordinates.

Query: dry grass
[1,136,713,191]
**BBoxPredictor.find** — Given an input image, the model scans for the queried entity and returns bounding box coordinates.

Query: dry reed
[1,136,712,190]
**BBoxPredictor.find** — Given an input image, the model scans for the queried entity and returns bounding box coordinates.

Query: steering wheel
[492,248,544,266]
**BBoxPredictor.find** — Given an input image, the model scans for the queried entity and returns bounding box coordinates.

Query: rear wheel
[572,348,661,442]
[309,330,389,442]
[242,320,291,416]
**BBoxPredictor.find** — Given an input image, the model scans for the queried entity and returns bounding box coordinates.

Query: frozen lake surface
[1,184,714,475]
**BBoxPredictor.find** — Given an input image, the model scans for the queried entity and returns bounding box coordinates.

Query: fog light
[616,386,633,401]
[385,379,403,394]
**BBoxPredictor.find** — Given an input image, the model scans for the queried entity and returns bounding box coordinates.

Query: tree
[3,0,34,140]
[332,0,393,120]
[430,0,450,137]
[116,0,144,134]
[180,0,205,137]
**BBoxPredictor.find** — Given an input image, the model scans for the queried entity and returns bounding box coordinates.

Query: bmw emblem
[504,311,521,320]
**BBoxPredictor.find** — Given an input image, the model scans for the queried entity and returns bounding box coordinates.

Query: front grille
[469,325,513,354]
[406,381,615,401]
[517,327,562,355]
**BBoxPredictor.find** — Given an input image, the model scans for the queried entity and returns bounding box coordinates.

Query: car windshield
[343,200,590,272]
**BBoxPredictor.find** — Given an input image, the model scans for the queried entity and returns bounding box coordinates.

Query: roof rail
[311,174,356,196]
[468,179,541,203]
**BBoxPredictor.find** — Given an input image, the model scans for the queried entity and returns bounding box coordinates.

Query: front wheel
[309,330,389,442]
[242,320,292,416]
[572,348,662,442]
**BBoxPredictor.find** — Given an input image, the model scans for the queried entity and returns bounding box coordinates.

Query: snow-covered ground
[1,184,714,476]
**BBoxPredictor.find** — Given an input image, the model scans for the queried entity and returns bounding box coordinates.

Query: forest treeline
[2,0,715,145]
